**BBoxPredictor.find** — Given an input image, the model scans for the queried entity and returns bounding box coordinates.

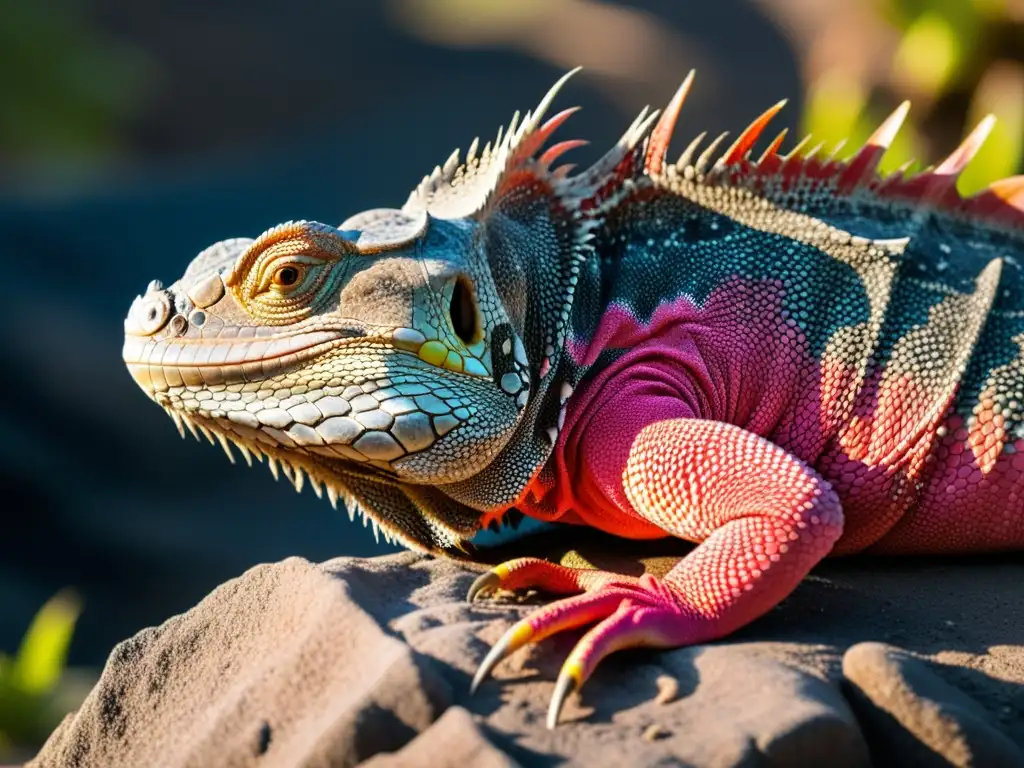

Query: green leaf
[893,11,964,95]
[10,591,82,696]
[957,62,1024,195]
[802,70,921,176]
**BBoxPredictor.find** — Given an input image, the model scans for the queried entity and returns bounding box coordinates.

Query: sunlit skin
[124,71,1024,727]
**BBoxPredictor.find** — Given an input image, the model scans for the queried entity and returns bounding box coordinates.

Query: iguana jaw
[122,308,520,550]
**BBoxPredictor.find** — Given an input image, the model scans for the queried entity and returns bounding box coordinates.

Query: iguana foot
[469,561,692,728]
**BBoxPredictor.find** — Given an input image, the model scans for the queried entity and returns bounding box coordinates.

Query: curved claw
[470,621,534,693]
[470,587,642,698]
[547,668,580,729]
[467,571,501,602]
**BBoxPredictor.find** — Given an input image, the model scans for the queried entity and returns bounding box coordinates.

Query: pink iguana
[122,70,1024,727]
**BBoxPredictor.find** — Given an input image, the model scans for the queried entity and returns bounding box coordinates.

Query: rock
[32,553,878,767]
[28,553,1022,767]
[361,707,518,768]
[842,642,1024,767]
[29,557,452,767]
[640,644,872,767]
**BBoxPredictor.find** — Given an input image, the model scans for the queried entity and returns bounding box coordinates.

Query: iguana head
[122,70,609,555]
[123,210,528,476]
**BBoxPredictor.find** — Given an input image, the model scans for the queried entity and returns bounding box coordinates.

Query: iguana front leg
[470,416,844,727]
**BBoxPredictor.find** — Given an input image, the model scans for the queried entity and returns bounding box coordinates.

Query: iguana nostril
[168,315,188,336]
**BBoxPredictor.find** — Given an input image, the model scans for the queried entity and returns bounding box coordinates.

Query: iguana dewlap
[122,70,1024,728]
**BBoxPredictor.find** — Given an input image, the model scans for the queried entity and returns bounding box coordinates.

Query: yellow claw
[470,621,535,694]
[548,659,585,729]
[466,562,515,602]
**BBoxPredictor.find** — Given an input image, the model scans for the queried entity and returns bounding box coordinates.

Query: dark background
[0,0,1019,672]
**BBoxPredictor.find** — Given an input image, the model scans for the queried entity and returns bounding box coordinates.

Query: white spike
[348,504,356,522]
[565,107,658,197]
[361,510,368,527]
[183,418,201,442]
[167,409,186,439]
[874,236,911,252]
[215,432,236,464]
[517,110,532,140]
[309,476,323,499]
[695,132,729,174]
[466,137,480,164]
[371,519,380,544]
[530,67,580,130]
[804,141,825,161]
[825,139,848,163]
[197,423,216,445]
[783,134,813,160]
[326,484,339,510]
[506,112,521,145]
[630,109,661,146]
[267,456,280,481]
[235,442,253,467]
[442,148,460,179]
[627,106,651,138]
[291,466,305,494]
[675,131,708,170]
[280,461,294,482]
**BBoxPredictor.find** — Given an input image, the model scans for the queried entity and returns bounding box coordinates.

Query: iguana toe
[467,557,636,603]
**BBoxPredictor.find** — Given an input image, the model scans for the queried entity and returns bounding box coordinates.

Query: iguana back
[537,95,1024,558]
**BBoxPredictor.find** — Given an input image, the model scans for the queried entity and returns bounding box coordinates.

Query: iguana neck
[435,197,594,515]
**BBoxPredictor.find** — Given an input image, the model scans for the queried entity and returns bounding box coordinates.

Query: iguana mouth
[122,330,350,393]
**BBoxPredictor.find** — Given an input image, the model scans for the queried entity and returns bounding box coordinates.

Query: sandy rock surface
[28,548,1024,767]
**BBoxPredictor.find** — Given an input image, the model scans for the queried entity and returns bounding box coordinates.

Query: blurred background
[0,0,1021,757]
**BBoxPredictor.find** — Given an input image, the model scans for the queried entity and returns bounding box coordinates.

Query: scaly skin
[123,70,1024,727]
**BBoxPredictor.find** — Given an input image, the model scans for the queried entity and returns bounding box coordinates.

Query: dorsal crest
[405,68,1024,233]
[402,68,583,221]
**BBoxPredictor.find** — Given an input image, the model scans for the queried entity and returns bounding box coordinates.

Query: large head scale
[122,70,604,555]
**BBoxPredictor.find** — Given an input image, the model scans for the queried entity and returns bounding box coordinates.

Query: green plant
[800,0,1023,193]
[0,591,82,757]
[0,0,152,174]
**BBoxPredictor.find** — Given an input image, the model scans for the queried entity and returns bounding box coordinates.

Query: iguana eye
[272,265,302,289]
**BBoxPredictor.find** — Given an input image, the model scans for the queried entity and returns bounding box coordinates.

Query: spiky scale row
[669,91,1023,228]
[643,70,694,175]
